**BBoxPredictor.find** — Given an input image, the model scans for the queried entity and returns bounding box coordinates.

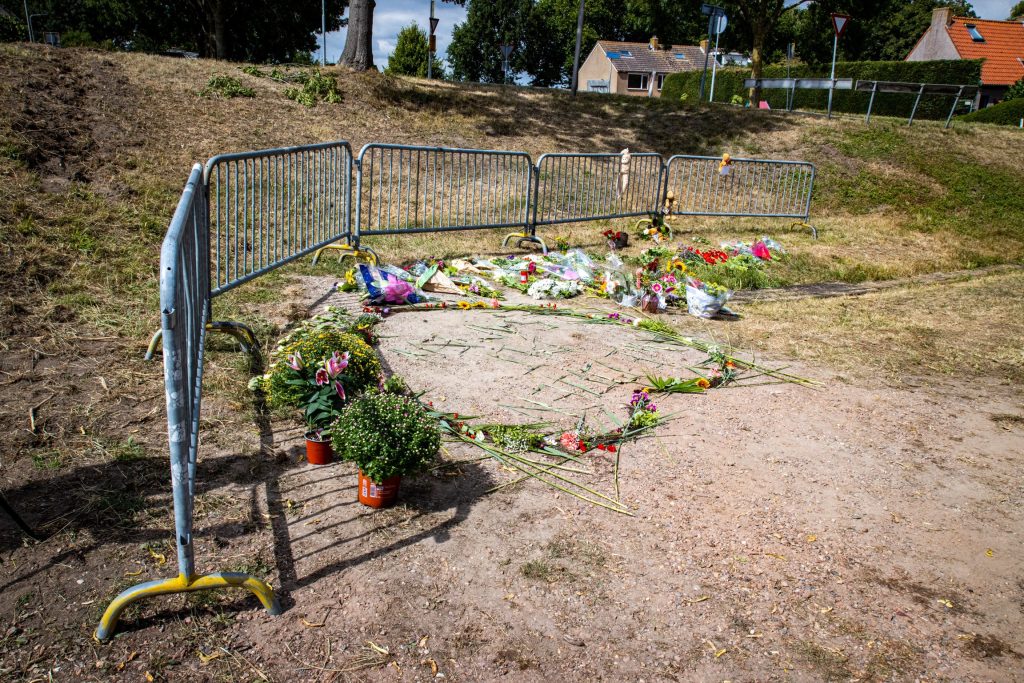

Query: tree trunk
[341,0,376,71]
[748,25,765,106]
[212,0,228,60]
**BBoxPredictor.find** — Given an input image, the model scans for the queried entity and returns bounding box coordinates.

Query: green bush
[285,70,342,106]
[1003,76,1024,101]
[200,75,255,98]
[957,98,1024,126]
[331,391,440,483]
[662,59,983,120]
[0,12,25,42]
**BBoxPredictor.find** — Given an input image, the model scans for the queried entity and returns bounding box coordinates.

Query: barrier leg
[791,221,818,239]
[311,243,379,267]
[502,231,547,254]
[95,572,281,642]
[144,322,259,360]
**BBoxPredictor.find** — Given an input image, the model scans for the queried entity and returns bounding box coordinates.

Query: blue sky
[315,1,1016,70]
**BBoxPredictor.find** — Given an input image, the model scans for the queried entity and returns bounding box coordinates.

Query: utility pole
[321,0,327,65]
[570,0,584,96]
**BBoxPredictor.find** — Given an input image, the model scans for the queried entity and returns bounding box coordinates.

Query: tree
[447,0,533,83]
[727,0,812,103]
[1006,76,1024,101]
[340,0,374,70]
[1010,1,1024,19]
[386,23,444,78]
[341,0,465,72]
[0,0,346,61]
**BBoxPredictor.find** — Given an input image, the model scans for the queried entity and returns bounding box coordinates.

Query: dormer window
[965,24,984,42]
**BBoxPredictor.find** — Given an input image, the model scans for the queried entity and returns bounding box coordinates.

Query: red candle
[520,270,529,284]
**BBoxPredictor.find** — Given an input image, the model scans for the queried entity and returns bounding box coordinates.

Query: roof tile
[598,40,705,73]
[946,17,1024,85]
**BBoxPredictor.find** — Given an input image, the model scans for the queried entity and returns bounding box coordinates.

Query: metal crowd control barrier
[854,80,978,128]
[96,166,281,642]
[530,152,665,228]
[144,142,358,359]
[664,154,817,237]
[353,143,538,250]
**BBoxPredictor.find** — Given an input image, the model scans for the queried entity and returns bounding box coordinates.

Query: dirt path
[2,278,1022,682]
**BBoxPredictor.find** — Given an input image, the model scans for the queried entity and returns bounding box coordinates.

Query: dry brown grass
[711,269,1024,385]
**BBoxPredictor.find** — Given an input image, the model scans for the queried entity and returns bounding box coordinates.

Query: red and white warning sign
[831,13,851,38]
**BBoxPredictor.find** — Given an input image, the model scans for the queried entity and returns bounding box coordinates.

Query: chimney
[700,39,708,53]
[649,35,659,51]
[932,7,952,28]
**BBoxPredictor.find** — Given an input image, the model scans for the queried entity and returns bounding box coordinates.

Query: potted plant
[331,391,440,508]
[602,229,628,250]
[282,349,355,464]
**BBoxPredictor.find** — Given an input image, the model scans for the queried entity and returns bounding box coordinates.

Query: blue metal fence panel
[531,152,664,227]
[664,155,815,220]
[205,141,353,296]
[354,144,534,242]
[160,164,208,578]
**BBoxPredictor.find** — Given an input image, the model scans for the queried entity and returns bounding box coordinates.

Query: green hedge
[957,97,1024,125]
[662,59,982,120]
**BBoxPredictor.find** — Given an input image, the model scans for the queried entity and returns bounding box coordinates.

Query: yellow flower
[697,378,710,389]
[457,301,471,310]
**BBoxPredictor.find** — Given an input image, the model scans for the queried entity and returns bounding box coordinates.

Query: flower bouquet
[527,278,581,300]
[685,276,732,319]
[281,349,355,464]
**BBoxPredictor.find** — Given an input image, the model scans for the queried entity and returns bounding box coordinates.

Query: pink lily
[315,368,329,385]
[326,351,349,378]
[287,351,302,371]
[334,381,346,401]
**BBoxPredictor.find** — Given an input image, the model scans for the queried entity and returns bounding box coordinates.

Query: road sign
[429,35,436,52]
[429,17,439,34]
[500,44,513,59]
[701,3,724,16]
[712,14,727,34]
[831,13,851,38]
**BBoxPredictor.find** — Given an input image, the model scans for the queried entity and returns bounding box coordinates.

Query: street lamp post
[321,0,327,66]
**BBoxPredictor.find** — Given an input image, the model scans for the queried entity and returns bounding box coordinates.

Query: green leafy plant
[382,374,408,395]
[254,309,382,409]
[644,374,710,394]
[285,70,343,107]
[331,391,440,482]
[200,75,255,98]
[281,348,355,429]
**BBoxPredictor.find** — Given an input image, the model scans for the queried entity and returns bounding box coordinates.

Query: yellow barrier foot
[95,572,281,642]
[791,221,818,239]
[144,321,259,360]
[311,243,379,266]
[502,232,547,255]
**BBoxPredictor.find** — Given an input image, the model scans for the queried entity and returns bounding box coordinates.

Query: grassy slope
[1,42,1023,456]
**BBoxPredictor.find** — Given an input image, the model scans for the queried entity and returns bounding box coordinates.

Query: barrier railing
[206,141,354,295]
[354,144,534,243]
[96,166,280,641]
[107,141,817,640]
[531,152,665,227]
[663,154,816,236]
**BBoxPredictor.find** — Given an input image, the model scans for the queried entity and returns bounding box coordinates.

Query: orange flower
[697,378,711,389]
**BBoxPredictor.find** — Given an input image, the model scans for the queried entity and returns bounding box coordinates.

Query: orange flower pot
[305,432,333,465]
[357,470,401,508]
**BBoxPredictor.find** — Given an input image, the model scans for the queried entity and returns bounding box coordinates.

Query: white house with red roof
[906,7,1024,107]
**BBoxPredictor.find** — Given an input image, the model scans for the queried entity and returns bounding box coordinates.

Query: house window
[657,74,665,90]
[627,73,649,90]
[965,24,984,41]
[674,53,686,59]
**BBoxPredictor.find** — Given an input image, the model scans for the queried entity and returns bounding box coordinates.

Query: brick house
[577,37,708,97]
[906,7,1024,107]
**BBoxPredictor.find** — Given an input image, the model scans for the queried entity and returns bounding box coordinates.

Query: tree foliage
[1009,1,1024,19]
[0,0,347,62]
[447,0,534,83]
[386,23,444,78]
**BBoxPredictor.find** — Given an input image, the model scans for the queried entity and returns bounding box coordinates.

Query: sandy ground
[2,278,1023,682]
